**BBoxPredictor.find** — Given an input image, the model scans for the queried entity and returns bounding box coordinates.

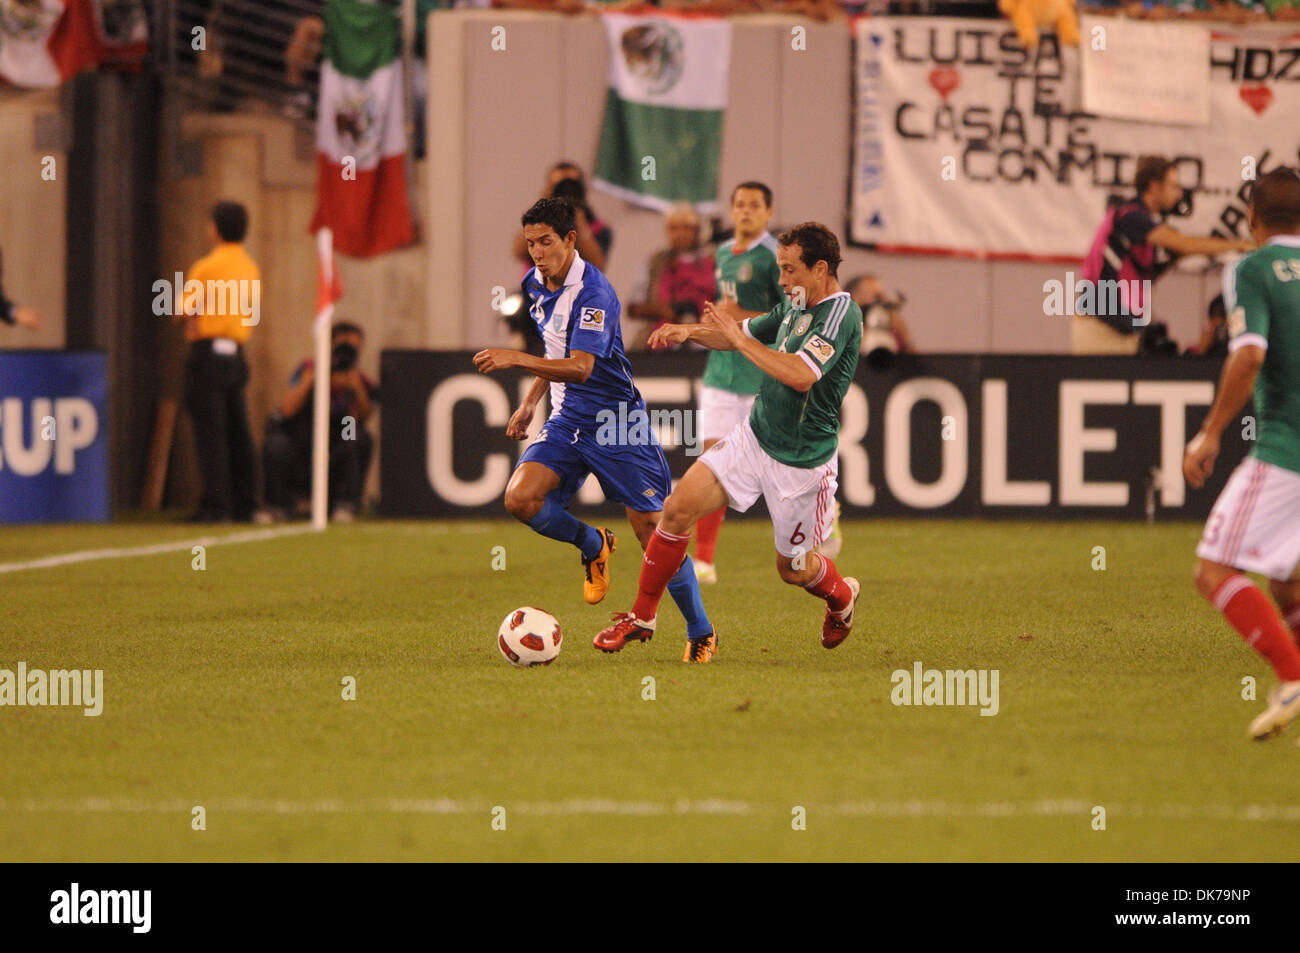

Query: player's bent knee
[775,557,807,586]
[1193,559,1229,599]
[628,511,658,549]
[504,485,543,523]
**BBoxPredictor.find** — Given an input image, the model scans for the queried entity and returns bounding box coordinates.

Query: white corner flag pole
[311,228,336,531]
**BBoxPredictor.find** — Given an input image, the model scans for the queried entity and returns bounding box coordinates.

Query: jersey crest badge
[805,335,835,366]
[738,262,753,282]
[794,313,812,336]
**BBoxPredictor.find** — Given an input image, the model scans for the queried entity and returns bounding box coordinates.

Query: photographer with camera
[1075,155,1255,354]
[260,321,377,523]
[848,274,913,369]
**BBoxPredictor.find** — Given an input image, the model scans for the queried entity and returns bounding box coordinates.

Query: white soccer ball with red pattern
[497,606,563,667]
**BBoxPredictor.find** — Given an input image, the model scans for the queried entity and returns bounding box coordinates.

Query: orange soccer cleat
[682,629,718,663]
[582,528,617,604]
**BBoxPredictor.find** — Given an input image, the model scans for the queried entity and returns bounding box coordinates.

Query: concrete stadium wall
[0,88,68,351]
[428,10,1220,353]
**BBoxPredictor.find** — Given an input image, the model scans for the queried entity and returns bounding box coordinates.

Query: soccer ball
[497,606,563,667]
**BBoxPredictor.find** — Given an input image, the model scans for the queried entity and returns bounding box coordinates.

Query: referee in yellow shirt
[180,201,261,523]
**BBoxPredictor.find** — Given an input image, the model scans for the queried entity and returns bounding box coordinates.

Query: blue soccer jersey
[519,251,669,512]
[522,252,642,425]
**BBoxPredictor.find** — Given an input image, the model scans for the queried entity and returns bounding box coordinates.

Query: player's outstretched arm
[647,323,695,350]
[700,303,818,392]
[473,347,595,384]
[1148,226,1255,258]
[678,300,745,351]
[1183,344,1264,488]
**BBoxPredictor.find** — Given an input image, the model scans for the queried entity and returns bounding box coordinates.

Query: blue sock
[527,497,603,559]
[667,556,713,640]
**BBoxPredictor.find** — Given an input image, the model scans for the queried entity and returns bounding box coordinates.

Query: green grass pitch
[1,517,1297,861]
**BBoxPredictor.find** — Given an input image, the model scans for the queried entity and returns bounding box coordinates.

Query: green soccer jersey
[744,290,863,469]
[1226,236,1300,474]
[702,232,783,396]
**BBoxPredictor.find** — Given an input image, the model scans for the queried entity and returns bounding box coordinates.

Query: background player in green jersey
[596,223,863,662]
[691,182,785,584]
[1184,167,1300,740]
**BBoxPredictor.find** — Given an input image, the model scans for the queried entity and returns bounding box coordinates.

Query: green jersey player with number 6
[594,222,863,663]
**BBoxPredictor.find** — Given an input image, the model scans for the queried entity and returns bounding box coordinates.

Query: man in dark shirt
[261,321,377,522]
[1074,155,1254,354]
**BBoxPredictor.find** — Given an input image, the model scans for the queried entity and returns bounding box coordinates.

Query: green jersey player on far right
[1184,167,1300,741]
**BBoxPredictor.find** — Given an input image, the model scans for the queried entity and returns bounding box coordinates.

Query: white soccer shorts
[698,417,838,559]
[699,385,757,443]
[1196,456,1300,580]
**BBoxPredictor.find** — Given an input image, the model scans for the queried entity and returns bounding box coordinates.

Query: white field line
[1,797,1298,822]
[0,525,316,575]
[0,521,503,575]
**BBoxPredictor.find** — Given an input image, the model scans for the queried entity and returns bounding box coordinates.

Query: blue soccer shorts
[518,414,670,513]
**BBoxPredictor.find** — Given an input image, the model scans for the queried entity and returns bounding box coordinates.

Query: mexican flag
[0,0,103,89]
[309,0,414,259]
[593,13,731,212]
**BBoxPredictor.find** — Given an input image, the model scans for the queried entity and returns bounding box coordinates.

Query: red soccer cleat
[593,611,655,653]
[821,577,861,649]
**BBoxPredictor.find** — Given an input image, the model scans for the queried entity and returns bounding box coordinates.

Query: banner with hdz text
[851,17,1300,258]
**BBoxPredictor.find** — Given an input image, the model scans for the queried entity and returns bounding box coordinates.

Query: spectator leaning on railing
[497,0,845,16]
[1074,155,1254,355]
[1079,0,1298,18]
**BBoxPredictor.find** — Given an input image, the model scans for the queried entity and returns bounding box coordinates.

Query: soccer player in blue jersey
[473,197,714,653]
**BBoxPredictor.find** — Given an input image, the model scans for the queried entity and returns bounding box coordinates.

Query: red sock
[632,527,690,623]
[694,507,725,564]
[804,554,851,613]
[1212,575,1300,682]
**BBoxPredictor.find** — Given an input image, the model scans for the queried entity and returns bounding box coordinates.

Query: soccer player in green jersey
[1184,167,1300,740]
[692,181,785,584]
[595,223,863,662]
